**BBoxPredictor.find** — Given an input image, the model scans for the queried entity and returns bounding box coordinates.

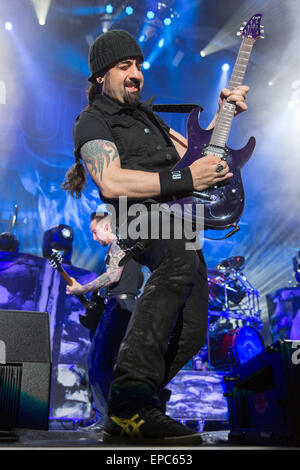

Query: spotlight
[163,17,171,26]
[143,61,151,70]
[139,34,146,42]
[125,6,133,15]
[5,22,13,31]
[200,50,206,57]
[268,81,273,87]
[222,63,230,71]
[146,11,155,20]
[61,226,73,239]
[105,4,114,14]
[158,38,165,48]
[30,0,51,27]
[42,224,74,264]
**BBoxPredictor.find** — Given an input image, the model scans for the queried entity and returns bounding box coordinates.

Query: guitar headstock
[49,251,63,271]
[237,13,264,40]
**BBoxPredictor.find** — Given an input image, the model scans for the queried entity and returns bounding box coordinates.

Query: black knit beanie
[88,30,144,81]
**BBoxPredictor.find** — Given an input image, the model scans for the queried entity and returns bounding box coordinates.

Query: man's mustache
[124,79,140,90]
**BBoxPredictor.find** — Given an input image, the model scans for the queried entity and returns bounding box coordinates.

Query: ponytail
[61,158,87,199]
[62,81,102,197]
[87,81,102,107]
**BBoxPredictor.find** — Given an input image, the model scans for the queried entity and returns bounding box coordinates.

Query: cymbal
[217,256,245,271]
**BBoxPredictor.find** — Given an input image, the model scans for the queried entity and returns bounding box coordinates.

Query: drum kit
[208,255,261,323]
[202,255,264,371]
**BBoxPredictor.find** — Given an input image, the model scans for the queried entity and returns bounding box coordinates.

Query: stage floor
[0,428,297,450]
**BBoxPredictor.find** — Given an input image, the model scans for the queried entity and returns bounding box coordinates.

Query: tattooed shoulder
[109,242,126,269]
[81,139,119,181]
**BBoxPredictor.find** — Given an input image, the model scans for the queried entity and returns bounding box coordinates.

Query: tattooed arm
[66,241,125,296]
[80,137,232,196]
[80,139,161,199]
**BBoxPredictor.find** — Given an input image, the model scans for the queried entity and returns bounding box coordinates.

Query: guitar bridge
[202,144,228,161]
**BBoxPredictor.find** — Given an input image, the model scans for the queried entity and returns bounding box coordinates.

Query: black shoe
[102,407,202,446]
[156,388,172,413]
[80,419,104,433]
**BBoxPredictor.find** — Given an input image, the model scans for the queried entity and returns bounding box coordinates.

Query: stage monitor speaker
[223,340,300,445]
[0,310,51,431]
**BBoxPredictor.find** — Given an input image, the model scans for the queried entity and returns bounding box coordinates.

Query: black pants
[108,210,208,412]
[88,297,136,422]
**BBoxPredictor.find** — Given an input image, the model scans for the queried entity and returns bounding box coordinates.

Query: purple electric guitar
[170,14,264,232]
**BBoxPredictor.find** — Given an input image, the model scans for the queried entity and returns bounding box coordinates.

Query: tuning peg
[236,31,242,36]
[240,26,244,30]
[261,36,265,39]
[243,21,247,25]
[261,29,265,34]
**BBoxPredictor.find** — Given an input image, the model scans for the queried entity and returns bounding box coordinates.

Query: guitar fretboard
[210,37,254,148]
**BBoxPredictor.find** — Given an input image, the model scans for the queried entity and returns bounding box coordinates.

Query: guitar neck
[57,266,89,307]
[56,266,72,286]
[210,36,255,148]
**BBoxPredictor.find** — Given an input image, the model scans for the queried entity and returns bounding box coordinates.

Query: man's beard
[123,79,142,106]
[124,88,142,106]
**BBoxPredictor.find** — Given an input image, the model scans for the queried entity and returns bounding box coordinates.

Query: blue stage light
[5,21,13,31]
[61,227,73,239]
[105,4,114,14]
[146,11,155,20]
[139,34,146,43]
[143,61,151,70]
[125,6,133,15]
[163,18,171,26]
[222,63,230,71]
[42,225,74,264]
[158,38,165,48]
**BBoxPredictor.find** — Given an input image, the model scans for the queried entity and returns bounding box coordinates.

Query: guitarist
[66,211,143,430]
[62,29,249,444]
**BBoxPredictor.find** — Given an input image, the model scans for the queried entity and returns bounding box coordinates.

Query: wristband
[159,167,194,198]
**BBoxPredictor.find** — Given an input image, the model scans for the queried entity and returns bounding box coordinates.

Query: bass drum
[209,325,265,370]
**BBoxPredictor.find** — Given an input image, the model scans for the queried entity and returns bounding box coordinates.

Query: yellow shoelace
[111,413,145,439]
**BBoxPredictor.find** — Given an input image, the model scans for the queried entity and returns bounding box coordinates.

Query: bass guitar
[169,13,264,232]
